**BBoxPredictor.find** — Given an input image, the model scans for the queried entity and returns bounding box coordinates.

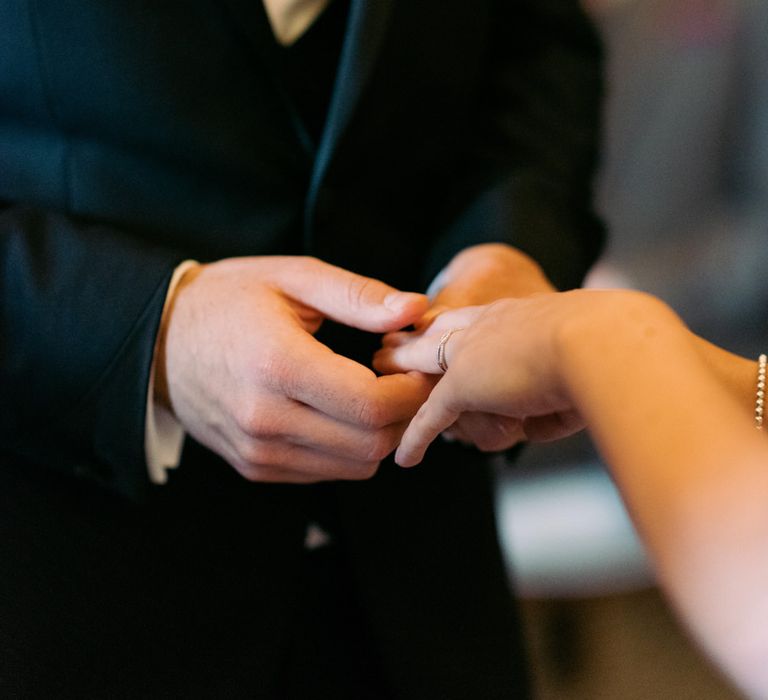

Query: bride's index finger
[395,382,460,467]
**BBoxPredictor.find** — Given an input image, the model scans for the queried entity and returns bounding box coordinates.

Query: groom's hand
[156,256,433,483]
[386,244,556,454]
[421,243,555,325]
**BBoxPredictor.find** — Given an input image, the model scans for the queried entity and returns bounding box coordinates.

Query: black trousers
[284,543,393,700]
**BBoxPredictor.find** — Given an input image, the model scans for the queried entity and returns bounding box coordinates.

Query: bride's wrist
[555,290,680,386]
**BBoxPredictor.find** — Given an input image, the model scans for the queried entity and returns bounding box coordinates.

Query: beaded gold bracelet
[756,354,766,430]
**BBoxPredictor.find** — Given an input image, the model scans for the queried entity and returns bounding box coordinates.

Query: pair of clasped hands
[156,244,581,483]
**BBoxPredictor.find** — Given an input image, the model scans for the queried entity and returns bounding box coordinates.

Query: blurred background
[496,0,768,697]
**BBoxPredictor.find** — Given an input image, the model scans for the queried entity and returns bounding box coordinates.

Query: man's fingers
[245,399,413,463]
[230,441,382,482]
[274,258,429,333]
[284,340,435,427]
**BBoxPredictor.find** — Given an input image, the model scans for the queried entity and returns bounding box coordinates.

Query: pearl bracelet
[756,353,766,430]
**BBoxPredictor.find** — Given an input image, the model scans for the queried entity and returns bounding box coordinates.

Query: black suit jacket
[0,1,603,697]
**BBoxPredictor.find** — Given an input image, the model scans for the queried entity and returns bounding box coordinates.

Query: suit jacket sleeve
[423,0,606,291]
[0,203,182,499]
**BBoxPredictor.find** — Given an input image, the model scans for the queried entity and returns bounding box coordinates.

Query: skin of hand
[381,242,557,451]
[375,293,589,466]
[154,256,435,483]
[420,242,555,324]
[380,289,757,466]
[380,287,768,697]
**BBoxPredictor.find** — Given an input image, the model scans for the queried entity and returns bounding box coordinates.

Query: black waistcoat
[0,0,605,697]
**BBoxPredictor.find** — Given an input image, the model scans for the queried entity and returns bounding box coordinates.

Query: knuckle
[471,430,498,452]
[232,399,256,435]
[290,255,320,278]
[242,411,282,440]
[255,351,296,395]
[475,439,498,453]
[355,396,389,430]
[464,425,487,448]
[364,432,397,462]
[237,440,274,471]
[236,460,269,482]
[345,275,374,312]
[345,461,380,481]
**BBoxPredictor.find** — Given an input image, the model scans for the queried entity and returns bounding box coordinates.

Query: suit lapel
[307,0,395,217]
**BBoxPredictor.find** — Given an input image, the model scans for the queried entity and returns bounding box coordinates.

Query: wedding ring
[436,328,464,373]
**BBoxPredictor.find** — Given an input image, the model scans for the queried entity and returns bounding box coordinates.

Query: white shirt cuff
[144,260,198,485]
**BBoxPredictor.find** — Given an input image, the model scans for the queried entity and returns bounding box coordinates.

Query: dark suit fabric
[0,1,604,697]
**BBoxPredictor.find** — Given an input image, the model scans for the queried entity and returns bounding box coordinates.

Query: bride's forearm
[556,293,758,486]
[556,292,768,697]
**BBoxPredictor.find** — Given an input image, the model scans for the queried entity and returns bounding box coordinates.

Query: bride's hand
[374,294,589,466]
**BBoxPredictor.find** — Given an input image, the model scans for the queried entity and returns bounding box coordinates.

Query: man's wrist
[153,261,202,412]
[144,260,200,484]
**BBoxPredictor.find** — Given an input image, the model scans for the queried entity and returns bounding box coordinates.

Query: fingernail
[384,292,424,313]
[441,431,456,443]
